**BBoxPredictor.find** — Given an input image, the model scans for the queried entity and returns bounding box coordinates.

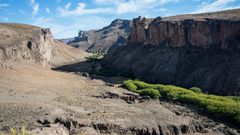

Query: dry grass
[0,127,31,135]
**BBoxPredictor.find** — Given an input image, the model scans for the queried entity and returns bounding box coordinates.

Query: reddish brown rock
[130,16,240,49]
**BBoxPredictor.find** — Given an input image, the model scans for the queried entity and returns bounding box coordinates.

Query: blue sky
[0,0,240,38]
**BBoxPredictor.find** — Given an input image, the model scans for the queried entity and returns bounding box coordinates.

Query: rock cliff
[0,23,86,68]
[65,19,132,53]
[104,9,240,95]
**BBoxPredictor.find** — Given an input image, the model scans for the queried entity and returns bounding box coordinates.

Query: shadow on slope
[52,61,131,84]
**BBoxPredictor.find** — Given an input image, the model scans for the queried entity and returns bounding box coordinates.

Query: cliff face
[0,23,86,68]
[104,9,240,95]
[66,19,132,53]
[130,17,240,49]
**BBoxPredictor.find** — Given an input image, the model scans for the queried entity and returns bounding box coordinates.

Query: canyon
[0,9,239,135]
[104,9,240,96]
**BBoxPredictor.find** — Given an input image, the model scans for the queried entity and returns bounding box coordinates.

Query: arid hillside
[0,23,87,68]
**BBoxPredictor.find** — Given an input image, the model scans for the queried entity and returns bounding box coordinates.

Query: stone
[31,124,69,135]
[82,72,90,77]
[106,82,114,87]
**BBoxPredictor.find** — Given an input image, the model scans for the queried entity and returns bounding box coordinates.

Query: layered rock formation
[65,19,132,52]
[104,9,240,95]
[0,23,86,68]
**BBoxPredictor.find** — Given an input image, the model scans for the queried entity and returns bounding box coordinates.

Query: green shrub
[190,87,202,93]
[123,80,137,92]
[122,79,240,125]
[132,80,150,89]
[227,96,240,101]
[139,88,161,98]
[132,80,164,90]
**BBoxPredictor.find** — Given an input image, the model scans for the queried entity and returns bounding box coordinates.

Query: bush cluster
[85,53,105,62]
[122,80,240,125]
[139,88,161,98]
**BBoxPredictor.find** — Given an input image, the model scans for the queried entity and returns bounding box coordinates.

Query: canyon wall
[130,17,240,49]
[0,23,86,68]
[104,9,240,95]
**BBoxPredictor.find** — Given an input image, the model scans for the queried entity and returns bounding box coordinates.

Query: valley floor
[0,60,239,135]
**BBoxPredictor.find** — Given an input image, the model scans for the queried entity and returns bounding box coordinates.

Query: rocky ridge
[66,19,132,53]
[104,9,240,95]
[0,23,86,68]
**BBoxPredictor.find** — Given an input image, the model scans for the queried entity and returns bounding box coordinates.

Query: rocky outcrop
[104,9,240,95]
[65,19,132,53]
[0,23,86,68]
[130,16,240,49]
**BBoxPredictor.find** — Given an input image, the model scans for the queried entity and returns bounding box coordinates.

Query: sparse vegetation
[85,53,105,62]
[8,127,31,135]
[123,80,240,125]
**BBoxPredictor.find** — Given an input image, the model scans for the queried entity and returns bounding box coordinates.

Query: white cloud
[159,0,180,4]
[64,2,71,10]
[29,0,39,15]
[33,4,39,15]
[94,0,124,4]
[193,0,239,13]
[58,0,180,16]
[58,2,112,16]
[32,16,112,38]
[0,4,10,7]
[46,8,50,13]
[115,0,179,14]
[0,17,8,21]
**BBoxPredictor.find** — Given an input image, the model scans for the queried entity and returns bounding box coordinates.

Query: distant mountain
[62,19,132,53]
[59,37,74,44]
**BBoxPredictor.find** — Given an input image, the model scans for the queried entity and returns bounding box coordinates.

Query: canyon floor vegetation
[123,80,240,127]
